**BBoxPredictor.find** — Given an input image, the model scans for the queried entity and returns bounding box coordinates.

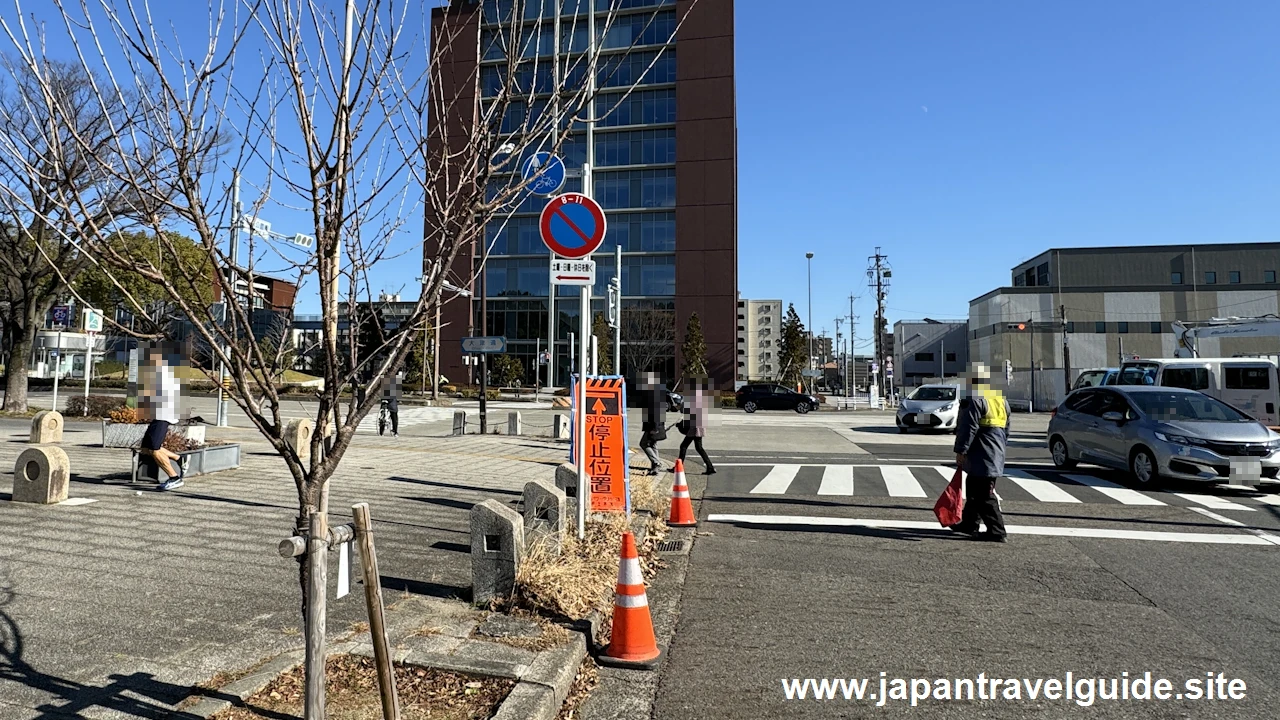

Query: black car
[735,384,819,414]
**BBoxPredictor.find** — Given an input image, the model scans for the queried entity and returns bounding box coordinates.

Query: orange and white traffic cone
[667,459,697,527]
[597,531,663,669]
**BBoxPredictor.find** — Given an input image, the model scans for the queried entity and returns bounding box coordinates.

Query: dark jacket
[953,391,1010,478]
[641,387,666,432]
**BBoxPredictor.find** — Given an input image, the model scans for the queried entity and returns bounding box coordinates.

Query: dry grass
[470,611,571,652]
[556,658,600,720]
[407,625,443,639]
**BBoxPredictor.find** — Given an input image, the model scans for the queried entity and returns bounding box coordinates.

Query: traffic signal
[1006,322,1027,331]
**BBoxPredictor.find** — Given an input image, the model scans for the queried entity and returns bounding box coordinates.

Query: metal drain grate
[656,540,686,553]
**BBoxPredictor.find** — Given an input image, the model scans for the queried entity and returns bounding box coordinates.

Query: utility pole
[866,249,890,402]
[834,317,843,392]
[848,293,856,397]
[1061,304,1071,395]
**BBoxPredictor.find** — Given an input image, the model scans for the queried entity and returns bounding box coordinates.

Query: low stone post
[553,413,570,440]
[522,479,567,553]
[452,411,467,436]
[507,411,522,436]
[470,500,525,606]
[30,411,63,444]
[284,418,314,460]
[13,446,70,504]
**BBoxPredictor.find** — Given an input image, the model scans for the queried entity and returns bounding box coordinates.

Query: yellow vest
[978,387,1008,428]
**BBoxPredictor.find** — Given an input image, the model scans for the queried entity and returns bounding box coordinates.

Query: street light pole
[805,253,814,392]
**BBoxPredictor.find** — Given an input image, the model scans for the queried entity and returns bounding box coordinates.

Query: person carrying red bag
[949,362,1010,543]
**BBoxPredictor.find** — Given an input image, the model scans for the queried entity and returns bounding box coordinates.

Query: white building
[737,299,783,382]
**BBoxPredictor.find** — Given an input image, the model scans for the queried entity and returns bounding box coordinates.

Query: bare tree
[1,0,697,615]
[622,306,676,380]
[0,59,140,411]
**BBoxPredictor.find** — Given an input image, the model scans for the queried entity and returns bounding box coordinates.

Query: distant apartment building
[737,299,782,381]
[969,242,1280,408]
[893,319,968,390]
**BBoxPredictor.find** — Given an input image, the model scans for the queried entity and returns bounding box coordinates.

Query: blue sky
[12,1,1280,351]
[739,0,1280,352]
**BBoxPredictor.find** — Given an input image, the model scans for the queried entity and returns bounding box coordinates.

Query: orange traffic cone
[597,531,663,669]
[667,459,697,527]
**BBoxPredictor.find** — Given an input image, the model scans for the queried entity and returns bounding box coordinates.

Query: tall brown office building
[427,0,737,389]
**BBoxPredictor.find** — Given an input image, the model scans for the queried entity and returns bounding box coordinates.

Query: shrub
[442,384,458,394]
[162,432,202,452]
[108,406,141,424]
[65,395,125,418]
[459,388,500,400]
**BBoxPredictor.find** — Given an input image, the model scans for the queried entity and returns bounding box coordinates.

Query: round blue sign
[539,193,607,259]
[522,153,567,196]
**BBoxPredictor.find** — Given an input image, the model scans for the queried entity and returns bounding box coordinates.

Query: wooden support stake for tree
[305,510,328,720]
[353,502,400,720]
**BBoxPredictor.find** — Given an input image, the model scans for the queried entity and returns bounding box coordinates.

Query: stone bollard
[553,413,570,440]
[30,411,64,444]
[554,462,579,498]
[470,499,525,606]
[507,411,522,436]
[523,479,567,553]
[13,446,70,504]
[452,411,467,436]
[284,418,314,460]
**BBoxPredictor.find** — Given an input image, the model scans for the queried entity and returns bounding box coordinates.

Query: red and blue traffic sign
[540,193,607,259]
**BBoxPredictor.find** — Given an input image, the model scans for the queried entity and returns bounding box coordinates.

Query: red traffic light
[1017,323,1026,331]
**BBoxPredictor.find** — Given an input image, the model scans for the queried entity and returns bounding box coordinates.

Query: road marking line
[705,514,1274,545]
[749,465,801,494]
[817,465,854,495]
[1252,494,1280,506]
[1174,493,1257,512]
[1005,469,1082,503]
[879,466,927,497]
[1186,507,1280,545]
[1064,474,1166,506]
[933,466,957,482]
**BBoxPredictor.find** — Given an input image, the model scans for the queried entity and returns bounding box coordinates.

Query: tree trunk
[2,321,36,413]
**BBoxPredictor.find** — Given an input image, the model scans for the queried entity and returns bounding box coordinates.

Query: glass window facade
[597,88,676,127]
[594,168,676,209]
[596,128,675,166]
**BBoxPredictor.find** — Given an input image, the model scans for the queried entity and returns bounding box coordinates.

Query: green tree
[75,231,213,328]
[680,311,708,380]
[491,353,525,387]
[779,304,808,387]
[592,312,614,374]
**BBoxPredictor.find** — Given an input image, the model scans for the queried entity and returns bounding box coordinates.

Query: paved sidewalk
[0,418,566,719]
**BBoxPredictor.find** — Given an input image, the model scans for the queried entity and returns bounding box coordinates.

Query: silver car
[896,384,961,433]
[1047,385,1280,487]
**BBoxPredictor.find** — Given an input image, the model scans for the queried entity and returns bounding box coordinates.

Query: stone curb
[184,649,305,719]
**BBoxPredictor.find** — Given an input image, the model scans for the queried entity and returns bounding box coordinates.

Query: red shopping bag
[933,469,965,527]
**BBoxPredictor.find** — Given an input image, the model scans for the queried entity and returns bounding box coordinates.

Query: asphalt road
[651,410,1280,719]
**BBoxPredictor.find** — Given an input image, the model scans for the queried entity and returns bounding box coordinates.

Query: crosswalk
[356,406,460,433]
[717,463,1280,512]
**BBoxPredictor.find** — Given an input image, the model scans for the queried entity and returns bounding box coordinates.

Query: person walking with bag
[678,379,716,475]
[950,362,1010,543]
[638,372,668,475]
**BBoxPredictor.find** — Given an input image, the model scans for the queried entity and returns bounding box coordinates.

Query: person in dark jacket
[950,362,1011,543]
[678,378,716,475]
[382,372,402,437]
[638,372,667,475]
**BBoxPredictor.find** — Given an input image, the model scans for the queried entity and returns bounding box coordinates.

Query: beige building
[737,299,783,382]
[969,243,1280,409]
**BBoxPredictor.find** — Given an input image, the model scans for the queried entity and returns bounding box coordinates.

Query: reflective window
[1268,270,1277,284]
[1204,271,1217,285]
[1118,322,1129,334]
[598,49,676,88]
[1225,367,1271,390]
[1230,271,1241,284]
[600,9,676,49]
[1171,272,1182,285]
[1162,367,1210,391]
[597,88,676,127]
[598,212,675,253]
[479,258,552,297]
[594,169,675,209]
[595,128,675,166]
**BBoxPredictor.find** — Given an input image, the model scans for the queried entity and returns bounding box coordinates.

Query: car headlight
[939,403,954,412]
[1266,438,1280,450]
[1155,432,1207,446]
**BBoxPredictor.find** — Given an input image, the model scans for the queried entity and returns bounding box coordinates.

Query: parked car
[1047,385,1280,487]
[1072,368,1119,390]
[895,384,960,433]
[735,384,819,414]
[1116,358,1279,426]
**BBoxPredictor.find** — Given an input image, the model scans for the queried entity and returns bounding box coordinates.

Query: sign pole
[614,245,622,376]
[578,283,590,539]
[83,334,94,414]
[51,328,62,411]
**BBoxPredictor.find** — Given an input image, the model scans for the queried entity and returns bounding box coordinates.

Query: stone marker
[13,445,70,504]
[30,411,63,444]
[284,418,314,459]
[470,500,525,606]
[453,411,467,436]
[523,479,567,552]
[553,413,570,440]
[554,462,578,497]
[507,411,522,436]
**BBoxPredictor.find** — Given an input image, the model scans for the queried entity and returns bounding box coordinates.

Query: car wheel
[1130,447,1160,487]
[1050,436,1077,470]
[796,402,810,414]
[744,401,758,413]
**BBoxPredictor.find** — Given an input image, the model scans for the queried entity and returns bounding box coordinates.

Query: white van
[1117,358,1280,426]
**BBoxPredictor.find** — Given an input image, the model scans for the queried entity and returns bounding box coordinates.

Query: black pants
[958,476,1006,538]
[639,430,663,470]
[678,435,713,471]
[390,410,399,435]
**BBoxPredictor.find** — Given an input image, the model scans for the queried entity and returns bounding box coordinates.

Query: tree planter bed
[131,443,241,483]
[101,420,205,448]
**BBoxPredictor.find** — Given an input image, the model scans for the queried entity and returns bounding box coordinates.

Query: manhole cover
[656,540,685,553]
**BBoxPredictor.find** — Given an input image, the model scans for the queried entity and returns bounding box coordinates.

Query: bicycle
[377,399,390,436]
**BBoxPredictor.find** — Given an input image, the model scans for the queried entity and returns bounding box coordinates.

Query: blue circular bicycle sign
[522,152,567,196]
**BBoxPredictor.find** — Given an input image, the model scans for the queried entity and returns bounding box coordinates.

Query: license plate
[1230,459,1262,485]
[915,414,932,425]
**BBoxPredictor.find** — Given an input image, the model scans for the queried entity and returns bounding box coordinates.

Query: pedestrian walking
[383,372,402,437]
[638,372,667,475]
[950,362,1010,543]
[678,379,716,475]
[138,343,186,491]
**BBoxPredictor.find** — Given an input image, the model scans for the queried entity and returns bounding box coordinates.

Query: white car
[896,384,961,433]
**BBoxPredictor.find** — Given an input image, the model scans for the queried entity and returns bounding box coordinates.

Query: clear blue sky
[739,0,1280,353]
